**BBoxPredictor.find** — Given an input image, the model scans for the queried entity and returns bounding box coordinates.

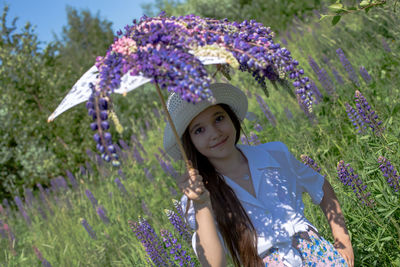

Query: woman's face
[188,105,237,161]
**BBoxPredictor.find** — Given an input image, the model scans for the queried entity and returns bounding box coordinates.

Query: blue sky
[1,0,156,45]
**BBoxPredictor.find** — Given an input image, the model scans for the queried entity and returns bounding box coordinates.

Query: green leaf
[365,6,372,13]
[329,3,344,12]
[319,14,329,22]
[332,15,341,25]
[360,0,370,8]
[380,236,393,241]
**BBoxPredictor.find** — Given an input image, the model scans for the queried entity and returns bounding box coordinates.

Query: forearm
[319,179,352,248]
[194,201,226,267]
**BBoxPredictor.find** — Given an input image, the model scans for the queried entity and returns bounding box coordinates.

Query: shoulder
[256,141,289,153]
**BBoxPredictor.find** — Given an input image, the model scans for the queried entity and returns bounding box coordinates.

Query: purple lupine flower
[50,176,68,192]
[161,229,195,267]
[37,205,47,220]
[144,167,155,182]
[133,146,144,164]
[255,94,277,127]
[79,165,86,176]
[114,178,128,195]
[248,132,261,145]
[345,102,367,134]
[158,147,171,162]
[24,188,34,208]
[280,37,288,46]
[240,134,249,145]
[337,160,373,207]
[37,184,53,215]
[164,209,192,244]
[336,48,360,86]
[85,189,98,208]
[169,187,178,197]
[381,38,391,52]
[96,205,110,224]
[331,66,344,85]
[0,219,6,238]
[354,90,384,134]
[285,30,292,41]
[378,156,400,192]
[95,154,103,167]
[153,107,161,119]
[317,68,335,96]
[300,155,327,178]
[86,148,95,159]
[66,170,78,189]
[85,161,94,175]
[129,219,172,266]
[359,66,372,84]
[119,139,130,151]
[81,219,97,239]
[284,107,293,120]
[14,196,31,226]
[254,123,263,132]
[118,169,127,180]
[172,199,186,219]
[33,246,53,267]
[309,80,322,103]
[308,56,321,76]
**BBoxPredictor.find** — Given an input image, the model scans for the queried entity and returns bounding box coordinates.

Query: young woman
[163,83,354,267]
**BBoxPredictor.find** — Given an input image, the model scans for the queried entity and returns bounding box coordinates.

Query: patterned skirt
[263,227,348,267]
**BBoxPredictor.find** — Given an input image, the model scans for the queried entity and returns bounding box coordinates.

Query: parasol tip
[47,114,55,123]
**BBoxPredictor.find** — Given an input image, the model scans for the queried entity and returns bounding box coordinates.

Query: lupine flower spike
[300,155,326,178]
[161,229,195,266]
[378,156,400,192]
[255,94,276,126]
[33,246,53,267]
[354,90,384,135]
[81,218,97,239]
[359,66,372,84]
[129,218,173,266]
[337,160,373,207]
[164,209,192,244]
[345,102,367,134]
[336,48,359,86]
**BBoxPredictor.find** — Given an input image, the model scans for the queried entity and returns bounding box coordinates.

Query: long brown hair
[182,104,263,267]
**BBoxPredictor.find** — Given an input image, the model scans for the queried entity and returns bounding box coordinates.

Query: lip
[210,136,228,149]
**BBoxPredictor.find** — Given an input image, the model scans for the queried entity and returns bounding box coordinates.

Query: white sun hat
[163,83,248,160]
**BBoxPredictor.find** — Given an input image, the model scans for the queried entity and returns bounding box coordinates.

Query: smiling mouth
[210,136,228,149]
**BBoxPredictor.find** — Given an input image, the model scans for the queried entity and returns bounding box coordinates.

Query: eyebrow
[189,111,225,133]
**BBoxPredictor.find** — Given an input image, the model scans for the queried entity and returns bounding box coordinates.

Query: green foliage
[142,0,322,33]
[0,6,115,200]
[320,0,390,26]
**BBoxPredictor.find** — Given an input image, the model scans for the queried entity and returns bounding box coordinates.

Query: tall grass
[1,4,399,267]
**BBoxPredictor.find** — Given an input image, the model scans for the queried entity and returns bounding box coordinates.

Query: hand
[177,164,210,205]
[334,239,354,267]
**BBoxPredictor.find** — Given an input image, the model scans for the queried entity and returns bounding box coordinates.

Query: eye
[194,127,204,135]
[216,115,224,122]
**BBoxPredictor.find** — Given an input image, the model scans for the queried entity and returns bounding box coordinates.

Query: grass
[1,4,400,267]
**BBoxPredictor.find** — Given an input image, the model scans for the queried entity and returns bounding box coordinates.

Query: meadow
[1,3,399,267]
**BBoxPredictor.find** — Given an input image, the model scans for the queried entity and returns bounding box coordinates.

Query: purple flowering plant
[337,160,373,207]
[86,12,314,165]
[378,156,400,192]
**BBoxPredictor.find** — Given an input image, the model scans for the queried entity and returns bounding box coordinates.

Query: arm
[193,199,227,267]
[178,167,226,267]
[319,179,354,267]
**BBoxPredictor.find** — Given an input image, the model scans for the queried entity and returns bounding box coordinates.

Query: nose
[209,124,222,140]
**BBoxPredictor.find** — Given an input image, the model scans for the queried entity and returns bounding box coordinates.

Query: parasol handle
[155,83,193,172]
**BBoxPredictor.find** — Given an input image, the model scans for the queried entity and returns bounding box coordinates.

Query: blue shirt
[180,141,325,266]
